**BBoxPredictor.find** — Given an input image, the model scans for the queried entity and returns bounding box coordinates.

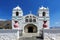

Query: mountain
[0,20,12,29]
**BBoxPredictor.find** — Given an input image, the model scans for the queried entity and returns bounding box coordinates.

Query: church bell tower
[12,6,23,29]
[38,6,50,29]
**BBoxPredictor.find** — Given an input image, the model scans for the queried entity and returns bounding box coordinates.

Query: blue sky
[0,0,60,27]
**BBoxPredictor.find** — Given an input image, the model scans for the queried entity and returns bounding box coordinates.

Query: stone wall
[44,29,60,40]
[0,29,19,40]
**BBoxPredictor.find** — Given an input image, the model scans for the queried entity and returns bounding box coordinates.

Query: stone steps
[19,33,43,40]
[19,36,43,40]
[22,33,40,37]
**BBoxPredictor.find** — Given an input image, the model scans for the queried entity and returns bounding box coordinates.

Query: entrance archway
[24,24,37,33]
[28,26,33,33]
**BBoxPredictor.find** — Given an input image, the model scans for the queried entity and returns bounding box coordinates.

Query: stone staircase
[22,33,40,37]
[19,37,43,40]
[19,33,43,40]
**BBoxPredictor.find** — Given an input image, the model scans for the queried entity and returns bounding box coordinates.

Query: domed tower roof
[39,6,47,9]
[13,5,22,11]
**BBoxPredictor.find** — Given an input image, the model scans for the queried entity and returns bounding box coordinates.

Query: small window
[43,12,45,16]
[16,12,19,16]
[25,19,28,22]
[15,21,18,23]
[33,19,36,22]
[43,21,47,23]
[29,19,32,22]
[30,16,32,18]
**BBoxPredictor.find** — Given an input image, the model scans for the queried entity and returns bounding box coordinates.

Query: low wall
[44,29,60,40]
[0,29,22,40]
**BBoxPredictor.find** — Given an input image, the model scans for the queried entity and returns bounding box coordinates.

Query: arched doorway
[24,24,37,33]
[28,26,33,33]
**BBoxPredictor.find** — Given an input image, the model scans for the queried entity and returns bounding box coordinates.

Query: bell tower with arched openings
[38,6,50,29]
[12,6,23,29]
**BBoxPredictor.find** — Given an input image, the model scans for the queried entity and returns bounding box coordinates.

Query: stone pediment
[24,13,38,19]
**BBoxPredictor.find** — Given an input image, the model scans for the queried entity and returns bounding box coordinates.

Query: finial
[40,5,44,9]
[15,5,21,10]
[17,5,19,7]
[30,11,32,14]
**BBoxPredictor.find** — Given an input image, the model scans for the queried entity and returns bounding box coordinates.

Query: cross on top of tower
[30,11,32,14]
[29,11,32,15]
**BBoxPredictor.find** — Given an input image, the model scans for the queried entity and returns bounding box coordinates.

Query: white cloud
[0,19,7,21]
[54,22,60,26]
[55,22,60,24]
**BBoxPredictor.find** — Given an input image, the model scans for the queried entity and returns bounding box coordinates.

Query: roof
[13,5,22,10]
[23,11,38,18]
[38,6,49,11]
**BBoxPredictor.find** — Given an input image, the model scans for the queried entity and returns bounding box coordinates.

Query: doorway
[28,26,33,33]
[24,24,37,33]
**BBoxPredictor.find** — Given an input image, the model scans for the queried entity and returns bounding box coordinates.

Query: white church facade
[12,6,50,33]
[0,6,60,40]
[12,6,50,38]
